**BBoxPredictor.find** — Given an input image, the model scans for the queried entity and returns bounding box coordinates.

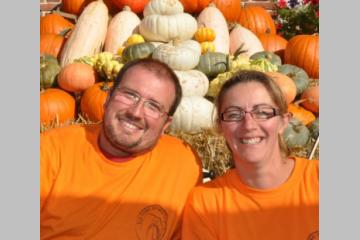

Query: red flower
[311,0,319,5]
[277,0,287,8]
[276,22,283,30]
[316,10,319,18]
[303,0,310,3]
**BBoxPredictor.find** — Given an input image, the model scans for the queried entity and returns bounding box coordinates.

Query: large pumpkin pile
[40,0,319,176]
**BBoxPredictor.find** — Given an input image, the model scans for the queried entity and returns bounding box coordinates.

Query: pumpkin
[80,81,114,122]
[40,29,71,59]
[308,118,319,139]
[40,55,61,90]
[170,96,215,133]
[200,41,216,54]
[174,70,209,97]
[195,52,229,78]
[250,51,282,67]
[111,0,150,14]
[194,27,216,42]
[143,0,184,16]
[229,23,264,57]
[300,84,319,114]
[197,3,230,54]
[122,42,156,63]
[61,0,94,16]
[284,34,319,78]
[283,117,310,149]
[40,13,74,35]
[237,6,276,35]
[57,63,97,93]
[180,0,241,22]
[179,0,210,14]
[60,0,109,67]
[277,64,309,96]
[152,40,201,70]
[288,103,316,126]
[40,88,76,125]
[104,6,141,54]
[266,71,297,104]
[139,13,198,42]
[257,32,288,61]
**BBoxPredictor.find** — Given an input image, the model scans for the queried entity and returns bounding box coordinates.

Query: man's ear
[103,94,111,110]
[161,116,173,135]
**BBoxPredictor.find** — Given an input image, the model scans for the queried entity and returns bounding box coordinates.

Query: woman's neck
[234,156,295,189]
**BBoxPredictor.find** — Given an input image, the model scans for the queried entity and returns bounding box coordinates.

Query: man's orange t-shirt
[40,124,202,239]
[182,157,319,240]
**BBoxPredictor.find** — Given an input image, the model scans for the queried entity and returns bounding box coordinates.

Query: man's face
[102,65,175,155]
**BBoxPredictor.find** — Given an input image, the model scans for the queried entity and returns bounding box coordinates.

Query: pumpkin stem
[122,6,131,11]
[233,43,248,59]
[59,28,72,37]
[101,81,111,91]
[265,28,271,34]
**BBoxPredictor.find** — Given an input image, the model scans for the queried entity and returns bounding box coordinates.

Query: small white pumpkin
[60,1,109,67]
[104,6,141,54]
[139,13,198,42]
[229,24,264,57]
[152,40,201,70]
[197,3,230,54]
[170,96,215,133]
[174,70,209,97]
[143,0,184,16]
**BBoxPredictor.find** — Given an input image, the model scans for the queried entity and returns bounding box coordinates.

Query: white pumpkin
[139,13,198,42]
[152,40,201,70]
[197,3,230,54]
[170,96,215,133]
[143,0,184,16]
[104,6,141,54]
[60,1,109,67]
[174,70,209,97]
[229,24,264,57]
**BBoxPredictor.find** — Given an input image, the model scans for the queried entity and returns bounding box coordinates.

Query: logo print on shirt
[136,204,168,240]
[308,230,319,240]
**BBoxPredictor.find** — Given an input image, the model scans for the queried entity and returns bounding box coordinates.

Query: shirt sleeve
[181,189,217,240]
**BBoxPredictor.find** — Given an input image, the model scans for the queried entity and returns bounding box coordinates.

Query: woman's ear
[279,112,292,134]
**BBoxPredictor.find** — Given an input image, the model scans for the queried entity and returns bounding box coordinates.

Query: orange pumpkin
[257,32,288,60]
[57,63,97,93]
[213,0,242,22]
[40,14,74,35]
[179,0,211,14]
[284,34,319,79]
[237,6,276,35]
[40,32,69,59]
[40,88,76,125]
[266,72,297,104]
[80,81,114,122]
[288,103,316,126]
[61,0,94,16]
[300,85,319,114]
[111,0,150,14]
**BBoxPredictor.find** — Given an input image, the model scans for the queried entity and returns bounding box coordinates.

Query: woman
[182,70,319,240]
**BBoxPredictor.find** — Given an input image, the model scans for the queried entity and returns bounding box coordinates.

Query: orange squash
[40,30,71,59]
[288,103,316,126]
[300,85,319,114]
[40,88,76,125]
[257,32,288,60]
[57,63,98,93]
[266,72,297,104]
[40,13,74,35]
[80,81,114,122]
[237,6,276,35]
[111,0,150,14]
[284,34,319,79]
[61,0,94,16]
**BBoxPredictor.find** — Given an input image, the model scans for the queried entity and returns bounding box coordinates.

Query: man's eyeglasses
[221,107,281,122]
[113,88,169,119]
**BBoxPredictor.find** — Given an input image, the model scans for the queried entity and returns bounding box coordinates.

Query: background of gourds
[40,0,319,177]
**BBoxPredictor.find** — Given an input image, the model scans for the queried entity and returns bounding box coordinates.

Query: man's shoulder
[41,124,101,140]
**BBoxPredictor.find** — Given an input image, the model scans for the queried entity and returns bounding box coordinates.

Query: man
[40,58,203,239]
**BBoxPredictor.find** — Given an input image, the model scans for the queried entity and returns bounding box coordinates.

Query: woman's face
[219,81,289,165]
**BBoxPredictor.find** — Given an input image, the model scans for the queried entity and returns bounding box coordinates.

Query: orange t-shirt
[182,157,319,240]
[40,124,202,240]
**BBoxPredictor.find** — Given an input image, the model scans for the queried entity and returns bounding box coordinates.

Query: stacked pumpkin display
[40,0,319,160]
